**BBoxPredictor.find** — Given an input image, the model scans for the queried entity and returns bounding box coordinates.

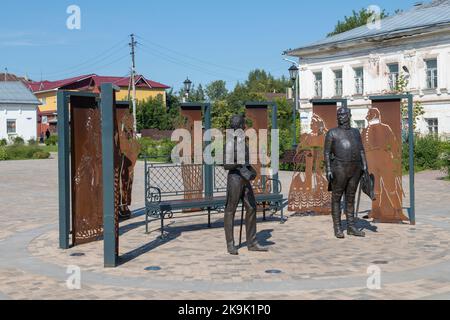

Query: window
[7,119,16,134]
[40,97,47,106]
[313,72,322,97]
[41,116,48,124]
[354,67,364,95]
[426,118,438,135]
[355,120,366,131]
[387,63,399,91]
[334,70,343,96]
[426,59,438,89]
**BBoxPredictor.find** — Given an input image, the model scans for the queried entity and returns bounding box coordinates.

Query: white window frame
[354,67,364,95]
[313,72,323,98]
[425,59,438,89]
[425,118,438,135]
[387,63,399,91]
[6,119,17,135]
[334,69,343,97]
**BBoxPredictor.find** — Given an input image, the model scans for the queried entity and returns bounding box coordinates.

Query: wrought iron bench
[144,159,284,237]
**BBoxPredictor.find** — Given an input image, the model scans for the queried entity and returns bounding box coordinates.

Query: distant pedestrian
[39,132,44,144]
[45,129,51,140]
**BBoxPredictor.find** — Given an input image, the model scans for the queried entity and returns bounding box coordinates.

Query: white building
[0,82,40,142]
[285,0,450,137]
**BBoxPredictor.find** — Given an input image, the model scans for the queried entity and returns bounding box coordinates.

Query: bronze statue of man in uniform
[324,107,368,239]
[223,115,268,255]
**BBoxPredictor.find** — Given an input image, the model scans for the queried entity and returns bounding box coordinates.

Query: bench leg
[280,205,285,224]
[208,208,211,228]
[160,212,165,239]
[145,209,149,234]
[263,203,266,221]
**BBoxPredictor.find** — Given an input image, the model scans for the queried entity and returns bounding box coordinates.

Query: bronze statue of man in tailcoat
[324,107,368,239]
[223,115,268,255]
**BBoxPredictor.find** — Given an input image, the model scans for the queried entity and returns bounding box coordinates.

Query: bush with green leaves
[32,151,51,159]
[138,137,176,162]
[45,135,58,146]
[0,139,7,147]
[12,136,25,145]
[28,138,37,145]
[0,147,8,160]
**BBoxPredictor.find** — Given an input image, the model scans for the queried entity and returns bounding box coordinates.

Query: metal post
[292,76,299,148]
[58,91,70,249]
[408,94,416,225]
[272,103,280,195]
[101,83,118,267]
[203,104,213,198]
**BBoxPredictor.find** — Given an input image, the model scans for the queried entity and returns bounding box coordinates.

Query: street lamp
[289,64,299,148]
[183,77,192,102]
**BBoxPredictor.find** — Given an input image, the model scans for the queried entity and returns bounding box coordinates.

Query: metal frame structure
[58,90,100,250]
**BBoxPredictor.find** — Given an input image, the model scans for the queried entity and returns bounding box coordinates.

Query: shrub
[28,138,37,145]
[5,145,42,160]
[12,136,25,145]
[45,135,58,146]
[138,137,175,161]
[0,139,7,147]
[0,147,8,161]
[413,135,443,171]
[32,151,50,159]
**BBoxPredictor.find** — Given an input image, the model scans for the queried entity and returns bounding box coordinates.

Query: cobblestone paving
[1,158,450,300]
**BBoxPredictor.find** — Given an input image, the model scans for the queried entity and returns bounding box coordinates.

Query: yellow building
[28,74,170,135]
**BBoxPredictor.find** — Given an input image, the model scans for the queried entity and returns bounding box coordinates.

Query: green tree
[137,94,176,131]
[328,8,389,37]
[395,73,425,130]
[205,80,228,102]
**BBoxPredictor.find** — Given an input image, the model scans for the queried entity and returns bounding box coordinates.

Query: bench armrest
[146,186,162,204]
[266,178,282,194]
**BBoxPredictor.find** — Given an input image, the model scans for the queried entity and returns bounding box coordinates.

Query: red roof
[27,74,170,93]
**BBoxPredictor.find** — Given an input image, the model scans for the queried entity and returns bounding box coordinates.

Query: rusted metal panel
[245,105,269,194]
[116,103,140,218]
[180,106,204,203]
[70,96,139,247]
[364,100,409,223]
[288,103,337,214]
[70,95,104,245]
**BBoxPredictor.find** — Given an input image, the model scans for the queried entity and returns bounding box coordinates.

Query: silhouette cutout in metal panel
[362,107,408,223]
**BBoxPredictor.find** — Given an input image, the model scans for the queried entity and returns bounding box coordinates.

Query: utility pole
[4,68,8,81]
[129,34,138,133]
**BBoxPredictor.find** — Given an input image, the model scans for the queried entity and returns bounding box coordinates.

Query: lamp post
[183,77,192,103]
[289,64,299,148]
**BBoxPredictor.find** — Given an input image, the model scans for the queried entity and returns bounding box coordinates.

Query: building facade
[0,82,40,142]
[27,74,170,136]
[286,0,450,137]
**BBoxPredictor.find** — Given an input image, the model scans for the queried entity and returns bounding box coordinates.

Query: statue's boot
[227,242,239,255]
[245,205,268,252]
[248,243,268,252]
[346,212,366,237]
[224,211,239,255]
[332,202,345,239]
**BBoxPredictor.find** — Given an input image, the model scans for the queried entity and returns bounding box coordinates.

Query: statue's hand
[326,171,334,183]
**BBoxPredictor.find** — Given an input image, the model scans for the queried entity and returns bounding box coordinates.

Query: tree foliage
[328,8,389,37]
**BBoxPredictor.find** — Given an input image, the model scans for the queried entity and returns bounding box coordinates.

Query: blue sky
[1,0,415,91]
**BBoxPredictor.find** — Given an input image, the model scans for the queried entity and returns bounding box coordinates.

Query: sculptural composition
[324,107,368,239]
[223,115,268,255]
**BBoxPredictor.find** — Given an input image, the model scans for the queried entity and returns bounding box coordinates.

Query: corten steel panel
[364,100,409,223]
[180,106,204,204]
[70,96,104,245]
[245,105,269,194]
[288,103,337,215]
[116,103,140,216]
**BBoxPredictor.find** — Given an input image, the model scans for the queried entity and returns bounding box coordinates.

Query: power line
[137,43,245,82]
[129,34,138,133]
[135,35,247,74]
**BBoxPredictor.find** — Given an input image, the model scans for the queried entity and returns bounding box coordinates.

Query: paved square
[1,157,450,300]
